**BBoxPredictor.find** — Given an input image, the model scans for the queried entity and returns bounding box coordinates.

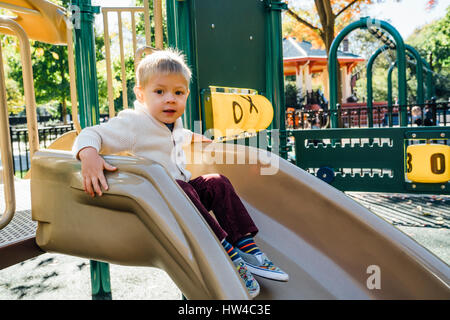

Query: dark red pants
[177,174,259,244]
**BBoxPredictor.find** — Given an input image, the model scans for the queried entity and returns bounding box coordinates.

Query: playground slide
[30,142,450,299]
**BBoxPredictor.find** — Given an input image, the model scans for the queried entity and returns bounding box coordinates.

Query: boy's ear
[134,86,144,102]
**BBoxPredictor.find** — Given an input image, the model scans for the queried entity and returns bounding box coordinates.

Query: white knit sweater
[72,100,193,182]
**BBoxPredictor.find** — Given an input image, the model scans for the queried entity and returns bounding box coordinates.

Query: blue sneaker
[233,257,260,298]
[238,251,289,282]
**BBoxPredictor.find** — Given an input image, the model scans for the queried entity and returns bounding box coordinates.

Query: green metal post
[386,51,424,107]
[265,0,287,159]
[166,0,198,131]
[90,260,112,300]
[366,45,388,128]
[387,62,395,114]
[422,59,434,100]
[405,45,424,105]
[70,0,112,300]
[71,0,100,128]
[371,45,426,108]
[329,17,407,127]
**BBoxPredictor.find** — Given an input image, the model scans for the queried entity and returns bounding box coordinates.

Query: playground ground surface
[0,180,448,300]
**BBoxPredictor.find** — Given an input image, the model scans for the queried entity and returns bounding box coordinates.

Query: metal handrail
[0,17,39,160]
[0,19,20,229]
[0,41,15,229]
[64,15,81,134]
[0,11,79,228]
[154,0,163,49]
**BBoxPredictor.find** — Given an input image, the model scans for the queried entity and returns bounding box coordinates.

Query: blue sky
[92,0,448,39]
[364,0,449,39]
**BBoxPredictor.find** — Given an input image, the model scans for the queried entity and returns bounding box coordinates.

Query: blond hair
[135,48,192,87]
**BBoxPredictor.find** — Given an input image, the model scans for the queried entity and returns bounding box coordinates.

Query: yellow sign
[406,144,450,183]
[210,92,273,139]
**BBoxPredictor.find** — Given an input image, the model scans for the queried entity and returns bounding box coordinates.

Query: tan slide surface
[31,143,450,299]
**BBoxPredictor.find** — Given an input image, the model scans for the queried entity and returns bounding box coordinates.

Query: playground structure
[367,42,431,107]
[0,0,449,300]
[293,16,450,194]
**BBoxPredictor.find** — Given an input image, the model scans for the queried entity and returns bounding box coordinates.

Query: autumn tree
[284,0,439,53]
[408,5,449,100]
[284,0,439,104]
[284,0,377,54]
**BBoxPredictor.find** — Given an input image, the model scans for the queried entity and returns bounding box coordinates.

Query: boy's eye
[155,89,163,94]
[175,90,185,95]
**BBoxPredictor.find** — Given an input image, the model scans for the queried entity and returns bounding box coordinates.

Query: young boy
[73,49,288,298]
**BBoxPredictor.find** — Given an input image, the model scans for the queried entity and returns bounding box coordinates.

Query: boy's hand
[78,147,117,197]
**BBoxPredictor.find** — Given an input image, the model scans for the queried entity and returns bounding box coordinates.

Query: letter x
[240,95,259,114]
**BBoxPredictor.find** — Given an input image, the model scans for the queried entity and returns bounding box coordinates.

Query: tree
[284,0,440,104]
[1,35,25,114]
[284,0,380,104]
[8,40,71,123]
[285,0,376,54]
[407,5,450,100]
[97,0,168,115]
[4,0,70,121]
[285,0,439,53]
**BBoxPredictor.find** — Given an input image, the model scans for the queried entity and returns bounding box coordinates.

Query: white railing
[101,0,163,118]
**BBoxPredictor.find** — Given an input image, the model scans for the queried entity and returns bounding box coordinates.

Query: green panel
[294,127,404,171]
[293,127,450,195]
[192,0,267,93]
[297,142,400,169]
[167,0,287,156]
[166,0,198,130]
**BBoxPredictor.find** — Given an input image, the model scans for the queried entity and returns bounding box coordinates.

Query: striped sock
[235,235,262,255]
[221,239,240,262]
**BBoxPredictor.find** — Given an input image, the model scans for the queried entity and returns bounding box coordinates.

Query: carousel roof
[283,37,363,61]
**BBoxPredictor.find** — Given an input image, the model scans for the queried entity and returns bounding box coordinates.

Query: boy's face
[134,73,189,124]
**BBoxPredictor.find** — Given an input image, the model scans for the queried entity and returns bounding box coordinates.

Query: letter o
[430,153,445,174]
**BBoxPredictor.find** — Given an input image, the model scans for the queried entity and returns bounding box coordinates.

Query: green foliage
[94,32,121,114]
[95,0,169,114]
[112,55,136,113]
[2,35,25,114]
[285,82,300,108]
[407,6,450,100]
[33,42,70,104]
[350,7,450,104]
[5,36,71,119]
[3,0,170,120]
[349,29,397,102]
[134,0,169,48]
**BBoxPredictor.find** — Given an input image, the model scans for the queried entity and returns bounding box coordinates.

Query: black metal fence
[9,123,75,178]
[286,101,450,129]
[284,101,450,165]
